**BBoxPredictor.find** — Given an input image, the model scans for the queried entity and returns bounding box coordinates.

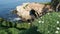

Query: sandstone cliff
[13,3,53,21]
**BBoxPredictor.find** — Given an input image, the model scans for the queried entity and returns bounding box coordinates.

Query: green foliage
[0,12,60,34]
[0,18,4,22]
[19,26,42,34]
[0,29,8,34]
[32,12,60,34]
[16,23,30,29]
[7,28,20,34]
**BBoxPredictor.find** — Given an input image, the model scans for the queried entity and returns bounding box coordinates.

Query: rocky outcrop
[13,3,53,22]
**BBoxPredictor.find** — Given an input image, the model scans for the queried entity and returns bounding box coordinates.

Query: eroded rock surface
[13,3,53,21]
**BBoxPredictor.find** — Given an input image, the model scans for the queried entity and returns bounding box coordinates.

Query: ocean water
[0,0,51,21]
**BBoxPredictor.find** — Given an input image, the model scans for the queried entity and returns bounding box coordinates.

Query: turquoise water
[0,0,51,21]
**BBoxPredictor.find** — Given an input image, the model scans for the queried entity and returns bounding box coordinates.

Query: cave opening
[30,9,37,18]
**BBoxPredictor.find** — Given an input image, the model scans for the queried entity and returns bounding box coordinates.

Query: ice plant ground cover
[32,12,60,34]
[0,11,60,34]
